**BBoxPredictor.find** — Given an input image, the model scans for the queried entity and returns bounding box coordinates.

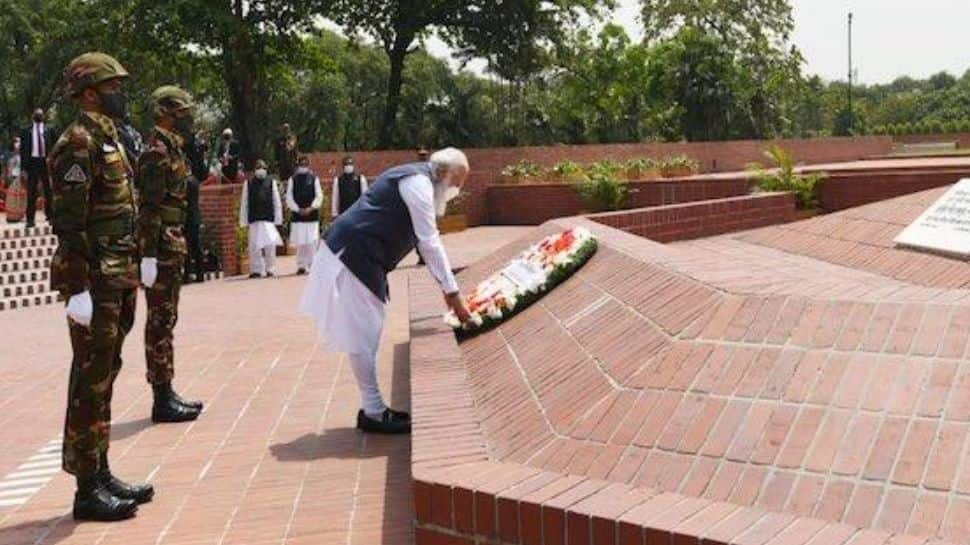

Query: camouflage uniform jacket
[136,127,189,261]
[48,111,139,297]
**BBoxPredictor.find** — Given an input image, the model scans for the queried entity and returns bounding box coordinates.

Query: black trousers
[25,158,52,225]
[183,221,205,281]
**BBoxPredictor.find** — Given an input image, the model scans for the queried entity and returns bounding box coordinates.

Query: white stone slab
[895,179,970,258]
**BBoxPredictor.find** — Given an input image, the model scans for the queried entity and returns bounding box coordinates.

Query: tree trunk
[379,34,413,150]
[222,32,262,170]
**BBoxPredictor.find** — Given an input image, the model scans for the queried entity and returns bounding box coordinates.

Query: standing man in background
[331,156,367,218]
[217,128,240,181]
[239,159,283,278]
[136,85,204,424]
[50,52,152,521]
[20,108,56,227]
[274,122,298,181]
[285,155,322,275]
[183,129,210,284]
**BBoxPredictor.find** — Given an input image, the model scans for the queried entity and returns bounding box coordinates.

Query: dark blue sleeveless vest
[324,162,433,302]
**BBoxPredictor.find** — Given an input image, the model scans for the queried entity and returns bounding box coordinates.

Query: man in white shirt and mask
[300,147,472,434]
[285,156,323,275]
[331,156,368,218]
[238,159,283,278]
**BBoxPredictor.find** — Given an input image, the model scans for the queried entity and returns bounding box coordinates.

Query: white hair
[429,147,469,174]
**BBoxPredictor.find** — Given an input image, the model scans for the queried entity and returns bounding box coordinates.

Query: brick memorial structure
[409,184,970,545]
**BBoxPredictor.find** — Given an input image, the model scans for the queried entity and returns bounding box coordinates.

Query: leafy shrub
[500,159,542,180]
[747,145,824,210]
[550,160,588,181]
[659,154,699,177]
[586,159,624,178]
[573,171,630,212]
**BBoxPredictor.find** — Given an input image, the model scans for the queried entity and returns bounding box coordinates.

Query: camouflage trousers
[63,286,136,477]
[144,255,184,385]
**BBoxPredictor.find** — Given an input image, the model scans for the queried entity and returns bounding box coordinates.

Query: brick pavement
[0,226,528,545]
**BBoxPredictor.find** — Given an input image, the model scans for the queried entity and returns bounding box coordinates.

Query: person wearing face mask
[20,108,57,227]
[217,128,241,181]
[48,52,151,522]
[238,159,283,278]
[300,147,473,434]
[135,85,205,425]
[285,156,322,275]
[331,156,368,218]
[274,122,298,181]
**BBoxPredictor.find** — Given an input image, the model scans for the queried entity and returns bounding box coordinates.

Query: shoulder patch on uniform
[64,164,88,183]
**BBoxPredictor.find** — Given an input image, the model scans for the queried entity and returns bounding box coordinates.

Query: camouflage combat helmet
[150,85,194,117]
[64,52,129,97]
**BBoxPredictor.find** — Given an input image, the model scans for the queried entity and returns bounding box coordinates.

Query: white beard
[433,182,460,217]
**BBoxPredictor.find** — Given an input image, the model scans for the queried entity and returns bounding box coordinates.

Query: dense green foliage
[1,0,968,159]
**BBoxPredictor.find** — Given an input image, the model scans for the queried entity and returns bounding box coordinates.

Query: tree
[133,0,335,167]
[332,0,610,149]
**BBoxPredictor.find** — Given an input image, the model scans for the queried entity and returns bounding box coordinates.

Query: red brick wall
[199,184,243,274]
[588,192,797,242]
[487,178,751,225]
[893,132,970,148]
[818,168,970,211]
[309,136,891,226]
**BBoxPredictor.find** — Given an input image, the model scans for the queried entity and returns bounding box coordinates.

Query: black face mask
[98,91,127,119]
[33,114,43,122]
[174,114,194,137]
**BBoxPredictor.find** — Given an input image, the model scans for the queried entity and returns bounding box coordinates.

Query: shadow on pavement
[110,417,153,441]
[0,515,75,545]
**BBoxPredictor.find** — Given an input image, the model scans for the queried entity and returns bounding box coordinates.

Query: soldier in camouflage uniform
[136,86,203,423]
[50,52,153,522]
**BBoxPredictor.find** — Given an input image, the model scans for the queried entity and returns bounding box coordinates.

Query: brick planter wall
[817,168,970,211]
[487,178,752,226]
[587,192,797,242]
[199,184,242,275]
[309,136,890,226]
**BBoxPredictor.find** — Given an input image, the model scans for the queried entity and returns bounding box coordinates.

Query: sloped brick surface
[409,193,970,544]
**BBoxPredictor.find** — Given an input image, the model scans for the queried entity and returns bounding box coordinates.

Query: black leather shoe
[98,455,153,504]
[266,271,275,277]
[170,388,203,411]
[152,383,202,423]
[386,408,410,421]
[356,409,411,434]
[248,273,261,279]
[73,477,137,521]
[296,268,307,275]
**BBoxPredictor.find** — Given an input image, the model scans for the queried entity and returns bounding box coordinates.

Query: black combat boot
[73,475,138,521]
[152,382,202,423]
[99,454,154,504]
[170,388,203,411]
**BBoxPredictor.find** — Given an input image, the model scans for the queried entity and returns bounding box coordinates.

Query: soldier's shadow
[269,428,407,462]
[110,417,153,441]
[0,515,77,544]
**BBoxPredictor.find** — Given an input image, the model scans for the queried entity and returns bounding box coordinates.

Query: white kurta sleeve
[285,178,299,212]
[239,181,249,227]
[360,175,368,193]
[398,175,459,294]
[311,176,323,209]
[272,179,283,225]
[331,176,340,217]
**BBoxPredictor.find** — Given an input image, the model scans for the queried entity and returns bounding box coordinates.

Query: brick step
[0,235,58,251]
[0,224,53,239]
[1,279,50,299]
[0,246,54,261]
[0,268,49,286]
[0,291,60,312]
[0,257,51,274]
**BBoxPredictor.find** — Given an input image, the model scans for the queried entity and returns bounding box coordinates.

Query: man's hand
[444,291,471,324]
[66,291,93,327]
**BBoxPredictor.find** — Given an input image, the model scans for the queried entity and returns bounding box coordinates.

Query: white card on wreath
[895,178,970,258]
[501,259,546,291]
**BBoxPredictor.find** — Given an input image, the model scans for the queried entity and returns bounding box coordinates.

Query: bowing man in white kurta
[285,157,323,274]
[299,148,472,434]
[238,159,283,278]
